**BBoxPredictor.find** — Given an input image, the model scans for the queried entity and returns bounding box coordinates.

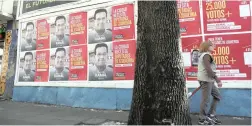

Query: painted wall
[12,86,251,117]
[2,29,18,99]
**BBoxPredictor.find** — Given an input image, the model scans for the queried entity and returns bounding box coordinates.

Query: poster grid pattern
[16,1,252,86]
[17,4,136,83]
[178,0,252,81]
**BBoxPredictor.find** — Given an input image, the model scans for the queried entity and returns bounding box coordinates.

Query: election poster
[181,36,203,80]
[113,40,136,80]
[112,4,135,41]
[205,33,251,80]
[16,3,138,84]
[21,21,37,52]
[88,7,112,44]
[177,0,201,36]
[88,42,113,81]
[35,50,50,82]
[202,0,251,33]
[18,51,36,82]
[69,12,87,45]
[50,15,70,48]
[37,19,50,50]
[69,45,87,80]
[49,47,70,81]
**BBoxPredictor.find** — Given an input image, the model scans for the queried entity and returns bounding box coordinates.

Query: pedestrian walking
[197,41,222,125]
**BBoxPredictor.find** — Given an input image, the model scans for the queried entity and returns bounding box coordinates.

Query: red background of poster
[69,45,87,80]
[37,19,50,50]
[35,50,50,82]
[205,33,251,80]
[112,4,135,41]
[182,36,203,80]
[113,40,136,80]
[69,12,87,45]
[178,0,201,36]
[202,0,251,33]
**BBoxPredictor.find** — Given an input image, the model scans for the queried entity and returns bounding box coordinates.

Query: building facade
[9,0,252,117]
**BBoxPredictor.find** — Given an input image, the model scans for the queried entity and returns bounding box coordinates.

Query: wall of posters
[181,0,251,81]
[16,1,251,87]
[17,4,136,83]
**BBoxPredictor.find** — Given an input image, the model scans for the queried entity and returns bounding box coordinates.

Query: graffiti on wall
[3,30,18,98]
[0,30,12,95]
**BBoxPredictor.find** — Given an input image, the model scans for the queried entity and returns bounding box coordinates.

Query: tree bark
[128,1,192,125]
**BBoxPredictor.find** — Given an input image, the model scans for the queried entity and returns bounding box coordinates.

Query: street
[0,100,251,125]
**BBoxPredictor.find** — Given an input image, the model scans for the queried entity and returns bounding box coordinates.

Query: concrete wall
[12,86,251,117]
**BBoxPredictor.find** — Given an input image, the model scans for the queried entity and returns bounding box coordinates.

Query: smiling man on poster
[89,43,113,81]
[51,16,69,48]
[19,52,35,82]
[88,9,112,44]
[21,22,36,51]
[50,48,69,81]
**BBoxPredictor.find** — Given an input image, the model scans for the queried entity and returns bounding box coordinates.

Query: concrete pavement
[0,100,251,125]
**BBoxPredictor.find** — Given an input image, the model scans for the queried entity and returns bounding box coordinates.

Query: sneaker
[198,119,214,125]
[208,115,221,125]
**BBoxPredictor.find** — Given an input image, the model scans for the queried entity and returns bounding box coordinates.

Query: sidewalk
[0,100,251,125]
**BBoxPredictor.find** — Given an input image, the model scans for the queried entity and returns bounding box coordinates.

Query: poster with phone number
[18,3,137,84]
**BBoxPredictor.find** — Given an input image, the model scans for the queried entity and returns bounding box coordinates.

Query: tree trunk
[128,1,192,125]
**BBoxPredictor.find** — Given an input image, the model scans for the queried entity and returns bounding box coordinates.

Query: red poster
[202,0,251,33]
[181,36,203,80]
[35,50,50,82]
[112,4,135,41]
[113,40,136,80]
[37,19,50,50]
[69,12,87,45]
[205,33,251,80]
[69,45,87,80]
[177,0,201,36]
